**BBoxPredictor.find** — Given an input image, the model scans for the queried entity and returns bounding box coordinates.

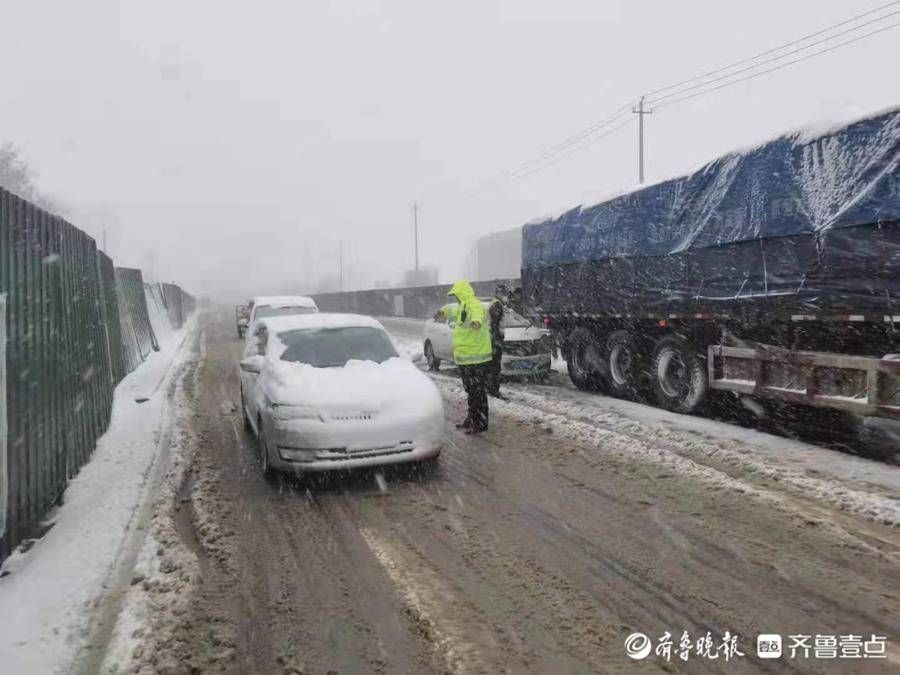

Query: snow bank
[0,311,196,674]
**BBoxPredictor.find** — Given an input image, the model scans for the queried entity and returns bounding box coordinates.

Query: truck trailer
[522,109,900,450]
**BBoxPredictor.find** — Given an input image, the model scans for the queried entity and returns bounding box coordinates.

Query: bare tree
[0,141,62,213]
[0,142,38,199]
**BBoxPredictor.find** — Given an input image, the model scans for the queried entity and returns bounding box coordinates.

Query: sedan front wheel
[424,341,441,371]
[257,420,277,481]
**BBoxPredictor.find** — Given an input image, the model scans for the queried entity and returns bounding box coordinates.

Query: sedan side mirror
[240,355,264,373]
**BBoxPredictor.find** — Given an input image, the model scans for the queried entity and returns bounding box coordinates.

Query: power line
[511,1,900,182]
[644,0,900,99]
[509,102,635,177]
[653,19,900,111]
[513,117,633,179]
[647,7,900,106]
[463,1,899,191]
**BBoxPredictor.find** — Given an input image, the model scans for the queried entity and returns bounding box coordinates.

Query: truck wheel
[566,327,608,392]
[607,329,642,399]
[651,336,708,413]
[424,341,441,371]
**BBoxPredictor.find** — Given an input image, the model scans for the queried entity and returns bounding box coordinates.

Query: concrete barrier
[312,278,519,320]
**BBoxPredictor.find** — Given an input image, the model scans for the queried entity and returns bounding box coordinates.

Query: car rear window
[277,327,398,367]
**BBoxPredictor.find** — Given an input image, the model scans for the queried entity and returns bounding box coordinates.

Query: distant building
[471,227,521,281]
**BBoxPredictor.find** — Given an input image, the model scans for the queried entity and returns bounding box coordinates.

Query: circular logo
[625,632,652,660]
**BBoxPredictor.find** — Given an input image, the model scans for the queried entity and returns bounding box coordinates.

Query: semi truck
[522,109,900,451]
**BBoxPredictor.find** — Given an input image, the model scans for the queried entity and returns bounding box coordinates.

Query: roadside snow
[434,376,900,548]
[0,316,196,674]
[501,386,900,525]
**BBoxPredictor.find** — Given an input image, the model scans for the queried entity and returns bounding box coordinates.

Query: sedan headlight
[538,335,554,353]
[271,403,321,421]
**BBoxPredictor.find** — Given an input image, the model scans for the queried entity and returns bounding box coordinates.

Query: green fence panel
[0,187,194,561]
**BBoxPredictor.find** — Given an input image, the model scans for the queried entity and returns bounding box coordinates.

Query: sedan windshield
[254,305,317,319]
[277,327,398,367]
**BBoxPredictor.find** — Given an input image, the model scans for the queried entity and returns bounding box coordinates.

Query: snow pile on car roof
[265,356,441,411]
[251,295,317,308]
[258,313,384,334]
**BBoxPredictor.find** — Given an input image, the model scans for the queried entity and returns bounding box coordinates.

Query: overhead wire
[652,19,900,111]
[463,1,899,189]
[513,117,634,179]
[646,7,900,106]
[643,0,900,99]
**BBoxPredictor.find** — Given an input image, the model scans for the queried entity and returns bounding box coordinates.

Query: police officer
[488,284,510,399]
[446,280,492,433]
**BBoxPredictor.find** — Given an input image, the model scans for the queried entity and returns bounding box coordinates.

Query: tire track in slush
[358,526,507,674]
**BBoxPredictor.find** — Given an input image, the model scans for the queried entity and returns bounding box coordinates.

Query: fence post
[1,293,7,541]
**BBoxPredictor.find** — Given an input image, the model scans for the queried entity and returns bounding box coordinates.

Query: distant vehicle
[423,299,552,379]
[522,110,900,451]
[235,303,251,338]
[239,313,444,477]
[247,295,318,326]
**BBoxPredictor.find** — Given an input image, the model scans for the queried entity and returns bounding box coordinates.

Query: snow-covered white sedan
[240,295,319,340]
[239,314,444,477]
[247,295,318,324]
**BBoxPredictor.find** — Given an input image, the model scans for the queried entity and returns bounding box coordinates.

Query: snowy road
[107,309,900,673]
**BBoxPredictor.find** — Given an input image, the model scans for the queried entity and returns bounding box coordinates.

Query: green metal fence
[0,187,194,561]
[115,268,157,373]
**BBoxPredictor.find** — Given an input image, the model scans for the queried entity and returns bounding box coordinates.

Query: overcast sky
[1,0,896,298]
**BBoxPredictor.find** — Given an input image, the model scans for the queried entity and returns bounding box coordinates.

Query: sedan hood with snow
[261,356,442,414]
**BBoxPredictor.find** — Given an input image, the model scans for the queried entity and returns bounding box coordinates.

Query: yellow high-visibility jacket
[446,280,492,366]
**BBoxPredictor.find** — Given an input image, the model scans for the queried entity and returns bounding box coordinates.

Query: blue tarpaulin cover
[522,109,900,317]
[524,109,900,265]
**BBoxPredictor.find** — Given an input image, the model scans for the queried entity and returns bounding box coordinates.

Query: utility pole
[304,242,311,293]
[338,240,344,292]
[632,95,652,183]
[412,201,419,271]
[102,229,107,252]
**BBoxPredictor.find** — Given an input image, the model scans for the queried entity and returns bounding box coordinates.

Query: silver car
[423,300,552,378]
[240,314,444,477]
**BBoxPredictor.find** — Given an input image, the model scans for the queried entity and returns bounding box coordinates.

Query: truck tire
[566,327,608,392]
[651,336,708,413]
[424,341,441,371]
[607,329,643,399]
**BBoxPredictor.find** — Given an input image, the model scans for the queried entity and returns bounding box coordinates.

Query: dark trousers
[488,344,503,395]
[460,363,489,430]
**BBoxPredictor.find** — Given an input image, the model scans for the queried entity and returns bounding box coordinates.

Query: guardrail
[708,344,900,419]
